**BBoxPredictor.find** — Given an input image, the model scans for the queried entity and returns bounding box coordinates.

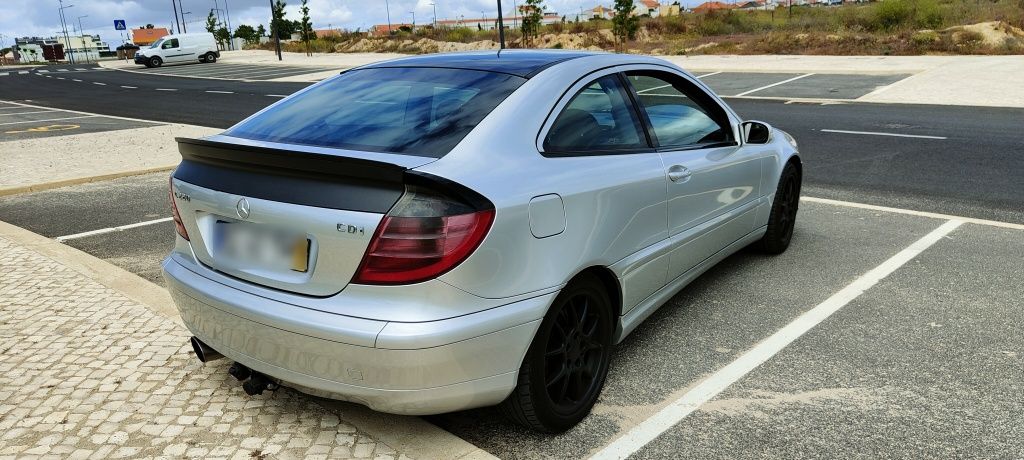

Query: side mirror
[742,121,772,145]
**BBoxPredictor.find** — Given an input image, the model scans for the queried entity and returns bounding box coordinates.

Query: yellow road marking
[5,124,80,134]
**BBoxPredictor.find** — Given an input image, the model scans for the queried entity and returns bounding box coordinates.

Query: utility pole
[179,0,188,32]
[77,15,89,63]
[385,0,392,34]
[496,0,505,49]
[172,0,181,33]
[58,0,75,64]
[223,0,233,50]
[431,3,437,27]
[269,0,281,60]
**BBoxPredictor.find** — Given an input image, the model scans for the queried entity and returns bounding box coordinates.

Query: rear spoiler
[172,138,407,213]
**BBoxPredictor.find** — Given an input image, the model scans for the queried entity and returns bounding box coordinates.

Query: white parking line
[0,110,56,117]
[819,129,947,140]
[93,82,107,86]
[734,73,815,97]
[18,71,28,75]
[802,196,1024,231]
[266,94,288,98]
[0,115,97,126]
[121,85,137,89]
[58,69,69,72]
[72,79,82,82]
[0,72,7,77]
[74,68,87,71]
[155,88,178,91]
[590,219,964,460]
[56,77,66,80]
[55,217,174,243]
[205,90,234,94]
[38,70,50,73]
[696,71,723,78]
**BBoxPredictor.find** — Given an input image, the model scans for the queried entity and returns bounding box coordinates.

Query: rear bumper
[162,256,549,415]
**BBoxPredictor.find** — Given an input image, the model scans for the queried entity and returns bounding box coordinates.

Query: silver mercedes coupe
[164,50,801,432]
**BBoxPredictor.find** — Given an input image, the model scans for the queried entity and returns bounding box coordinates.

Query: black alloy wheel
[501,274,613,432]
[759,161,801,254]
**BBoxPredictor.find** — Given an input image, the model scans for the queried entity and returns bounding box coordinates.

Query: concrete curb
[0,219,498,460]
[0,165,176,197]
[0,219,182,325]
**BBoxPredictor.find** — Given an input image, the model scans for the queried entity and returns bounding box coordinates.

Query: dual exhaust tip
[189,337,278,396]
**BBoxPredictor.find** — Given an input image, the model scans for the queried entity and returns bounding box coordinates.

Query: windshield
[225,67,526,158]
[149,39,164,49]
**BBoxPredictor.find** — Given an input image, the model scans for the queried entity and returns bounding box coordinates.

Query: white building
[58,34,109,62]
[12,43,45,63]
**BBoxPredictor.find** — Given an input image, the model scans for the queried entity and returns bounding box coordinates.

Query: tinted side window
[162,39,179,49]
[626,72,733,148]
[543,75,647,154]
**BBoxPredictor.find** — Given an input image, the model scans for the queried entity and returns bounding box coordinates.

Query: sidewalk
[0,221,494,459]
[0,102,218,196]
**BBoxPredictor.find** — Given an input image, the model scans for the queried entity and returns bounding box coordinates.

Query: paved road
[2,63,1022,224]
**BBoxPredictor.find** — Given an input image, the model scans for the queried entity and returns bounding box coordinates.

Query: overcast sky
[1,0,702,48]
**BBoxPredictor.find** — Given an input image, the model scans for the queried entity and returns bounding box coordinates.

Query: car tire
[758,161,801,254]
[500,273,614,433]
[149,56,163,68]
[205,53,217,63]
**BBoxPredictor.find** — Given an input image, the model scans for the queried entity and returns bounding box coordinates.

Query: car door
[539,72,670,313]
[623,69,762,279]
[160,38,186,63]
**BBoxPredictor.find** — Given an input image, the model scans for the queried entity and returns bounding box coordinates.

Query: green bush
[444,27,476,43]
[874,0,914,30]
[914,0,944,29]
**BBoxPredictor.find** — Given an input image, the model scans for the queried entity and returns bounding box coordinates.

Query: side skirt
[614,225,768,343]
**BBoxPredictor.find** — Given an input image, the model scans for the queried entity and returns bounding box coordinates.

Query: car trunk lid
[170,136,436,296]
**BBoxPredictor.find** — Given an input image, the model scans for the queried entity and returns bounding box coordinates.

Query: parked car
[165,51,802,432]
[134,32,219,68]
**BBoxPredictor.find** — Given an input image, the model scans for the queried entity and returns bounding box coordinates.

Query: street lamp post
[410,11,415,28]
[58,1,76,64]
[77,15,90,64]
[430,3,437,28]
[182,11,192,33]
[172,0,182,34]
[385,0,392,34]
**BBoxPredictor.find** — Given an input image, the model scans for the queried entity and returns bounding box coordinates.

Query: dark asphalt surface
[3,63,1022,223]
[2,62,1023,459]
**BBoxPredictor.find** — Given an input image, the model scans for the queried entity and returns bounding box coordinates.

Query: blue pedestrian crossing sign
[114,19,126,30]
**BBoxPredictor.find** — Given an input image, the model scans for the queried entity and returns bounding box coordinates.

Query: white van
[134,33,219,68]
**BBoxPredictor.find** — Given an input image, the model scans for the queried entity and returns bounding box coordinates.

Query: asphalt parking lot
[119,62,341,81]
[0,170,1021,458]
[697,71,911,100]
[0,100,159,141]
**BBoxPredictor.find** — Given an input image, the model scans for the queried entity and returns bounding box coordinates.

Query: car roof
[358,50,600,78]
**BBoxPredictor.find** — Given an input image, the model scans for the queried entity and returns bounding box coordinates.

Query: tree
[270,0,294,40]
[145,24,155,29]
[205,11,217,34]
[256,24,266,37]
[520,0,544,47]
[612,0,638,49]
[215,26,231,46]
[234,24,260,44]
[299,0,313,55]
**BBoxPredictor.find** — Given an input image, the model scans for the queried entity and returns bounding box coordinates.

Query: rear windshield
[225,67,526,158]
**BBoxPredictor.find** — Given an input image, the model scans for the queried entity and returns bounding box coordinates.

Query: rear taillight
[353,185,494,285]
[168,176,189,241]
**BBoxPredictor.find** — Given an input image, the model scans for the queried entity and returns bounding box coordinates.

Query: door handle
[667,165,692,182]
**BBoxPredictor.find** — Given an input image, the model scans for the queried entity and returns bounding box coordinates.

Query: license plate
[214,221,309,273]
